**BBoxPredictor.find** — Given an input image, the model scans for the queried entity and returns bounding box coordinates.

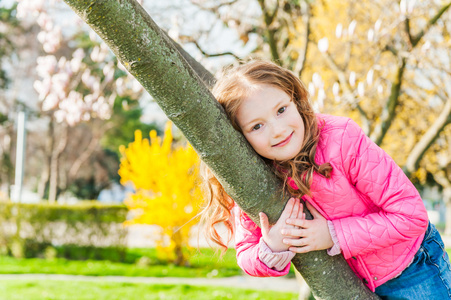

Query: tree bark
[62,1,379,298]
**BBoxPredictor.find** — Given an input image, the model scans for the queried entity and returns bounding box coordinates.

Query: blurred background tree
[1,1,161,203]
[119,122,203,266]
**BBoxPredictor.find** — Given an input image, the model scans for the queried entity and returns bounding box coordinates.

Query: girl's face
[236,84,305,161]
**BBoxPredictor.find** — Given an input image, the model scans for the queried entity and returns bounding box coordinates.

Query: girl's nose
[271,123,285,138]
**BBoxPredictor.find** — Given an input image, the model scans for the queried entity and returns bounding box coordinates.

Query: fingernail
[281,230,286,234]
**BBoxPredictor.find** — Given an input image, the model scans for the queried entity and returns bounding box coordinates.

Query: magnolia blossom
[36,55,58,78]
[333,83,341,103]
[318,38,329,53]
[333,82,340,96]
[348,20,357,37]
[312,73,323,88]
[42,93,59,111]
[36,23,62,53]
[336,23,343,39]
[90,43,109,63]
[368,29,374,42]
[349,71,356,87]
[103,62,115,83]
[308,82,316,97]
[168,14,181,41]
[116,75,143,97]
[51,73,70,100]
[54,110,67,123]
[33,77,51,101]
[16,0,46,18]
[24,0,141,126]
[357,82,365,97]
[374,19,382,33]
[422,41,431,52]
[400,0,416,15]
[366,69,374,85]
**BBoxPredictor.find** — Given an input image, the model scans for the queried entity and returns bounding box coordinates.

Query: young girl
[201,60,451,298]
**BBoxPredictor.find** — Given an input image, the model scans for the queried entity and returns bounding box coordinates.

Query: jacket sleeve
[332,119,429,260]
[232,205,291,277]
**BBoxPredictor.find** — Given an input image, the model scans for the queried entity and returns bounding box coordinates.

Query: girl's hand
[259,197,305,252]
[282,201,333,253]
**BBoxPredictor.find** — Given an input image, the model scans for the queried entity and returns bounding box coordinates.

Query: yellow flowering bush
[119,122,203,265]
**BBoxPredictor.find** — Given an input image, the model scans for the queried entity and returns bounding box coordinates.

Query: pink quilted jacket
[232,114,428,292]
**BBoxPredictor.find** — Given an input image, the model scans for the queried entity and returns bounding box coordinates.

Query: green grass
[0,280,298,300]
[0,248,243,278]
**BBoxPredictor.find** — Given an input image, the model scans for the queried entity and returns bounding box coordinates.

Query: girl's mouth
[272,132,293,147]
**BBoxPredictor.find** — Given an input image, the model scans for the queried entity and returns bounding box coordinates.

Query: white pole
[13,111,26,203]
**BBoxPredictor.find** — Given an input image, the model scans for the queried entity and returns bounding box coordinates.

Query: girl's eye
[277,106,286,115]
[252,124,262,131]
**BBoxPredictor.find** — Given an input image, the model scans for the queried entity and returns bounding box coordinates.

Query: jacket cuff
[327,220,341,256]
[258,238,295,271]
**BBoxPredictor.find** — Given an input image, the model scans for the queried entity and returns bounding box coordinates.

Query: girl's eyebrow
[242,98,286,128]
[272,98,286,110]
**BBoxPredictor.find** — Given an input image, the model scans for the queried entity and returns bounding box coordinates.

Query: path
[0,274,300,293]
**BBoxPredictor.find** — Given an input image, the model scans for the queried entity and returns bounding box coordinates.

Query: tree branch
[258,0,281,63]
[320,49,371,135]
[294,2,311,78]
[370,58,406,145]
[191,39,241,60]
[404,96,451,177]
[411,1,451,47]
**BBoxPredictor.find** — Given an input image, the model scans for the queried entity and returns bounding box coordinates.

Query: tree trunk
[62,1,379,298]
[38,119,54,200]
[48,124,69,203]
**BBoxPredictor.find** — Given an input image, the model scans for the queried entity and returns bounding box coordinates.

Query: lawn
[0,248,244,278]
[0,280,298,300]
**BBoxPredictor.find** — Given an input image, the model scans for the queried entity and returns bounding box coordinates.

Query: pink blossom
[33,78,51,101]
[42,93,59,111]
[131,78,143,94]
[103,62,115,83]
[54,110,66,123]
[36,55,57,78]
[72,48,85,60]
[82,112,91,122]
[17,0,46,18]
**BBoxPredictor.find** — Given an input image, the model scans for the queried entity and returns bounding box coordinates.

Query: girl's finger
[259,212,270,235]
[286,218,307,228]
[281,228,306,238]
[290,198,300,219]
[296,202,304,220]
[283,237,307,247]
[280,198,295,219]
[305,201,323,219]
[289,246,312,254]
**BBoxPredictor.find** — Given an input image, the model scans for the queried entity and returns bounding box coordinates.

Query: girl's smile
[236,84,305,161]
[272,132,293,147]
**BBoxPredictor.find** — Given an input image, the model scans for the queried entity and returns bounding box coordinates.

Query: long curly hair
[201,60,332,251]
